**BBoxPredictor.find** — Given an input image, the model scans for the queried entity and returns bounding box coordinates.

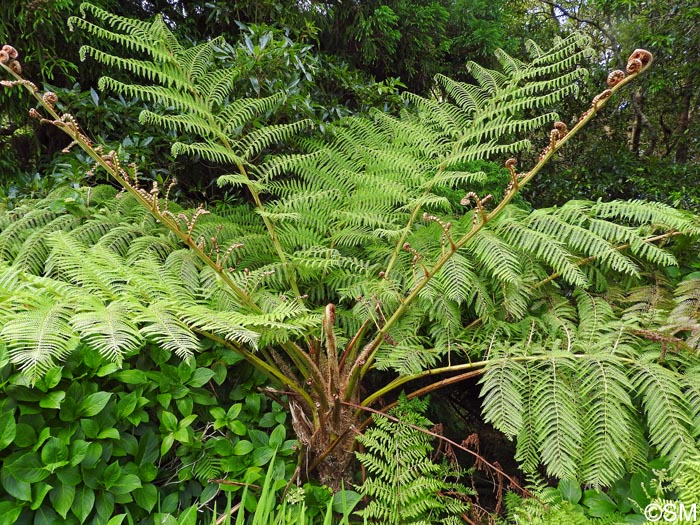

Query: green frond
[480,357,525,439]
[0,208,59,263]
[466,61,509,93]
[71,299,144,365]
[356,396,470,523]
[76,2,153,35]
[215,93,286,134]
[532,356,583,479]
[668,279,700,350]
[574,290,616,350]
[593,200,700,235]
[176,37,225,82]
[494,47,526,75]
[578,357,638,486]
[12,214,82,275]
[446,139,532,167]
[426,169,486,189]
[139,110,224,141]
[434,74,487,114]
[79,46,191,91]
[97,77,206,118]
[2,301,79,384]
[45,233,127,301]
[138,302,201,359]
[527,211,640,275]
[632,361,696,471]
[178,305,261,348]
[466,229,522,284]
[497,214,587,287]
[171,142,244,166]
[239,120,313,160]
[514,362,546,473]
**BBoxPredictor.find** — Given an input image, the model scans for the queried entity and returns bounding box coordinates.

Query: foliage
[355,396,472,524]
[519,0,700,209]
[0,320,297,525]
[2,5,696,521]
[502,455,700,524]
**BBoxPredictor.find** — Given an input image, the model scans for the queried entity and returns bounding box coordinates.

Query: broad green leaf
[5,451,50,483]
[248,429,268,448]
[98,428,120,440]
[134,483,158,512]
[233,440,254,455]
[71,485,95,523]
[0,501,21,524]
[95,491,115,522]
[0,410,16,451]
[102,462,121,490]
[41,437,69,471]
[179,414,197,428]
[70,440,89,466]
[160,411,178,431]
[32,505,58,525]
[161,433,175,456]
[80,418,100,439]
[116,393,138,419]
[1,469,31,501]
[114,369,147,384]
[50,484,76,518]
[80,391,112,417]
[56,466,82,486]
[30,482,53,510]
[332,490,362,514]
[107,514,127,525]
[39,391,65,409]
[110,473,142,495]
[43,367,62,389]
[269,424,286,448]
[188,368,216,387]
[178,504,198,525]
[230,420,246,436]
[82,442,103,468]
[252,446,274,466]
[582,490,617,518]
[558,478,582,503]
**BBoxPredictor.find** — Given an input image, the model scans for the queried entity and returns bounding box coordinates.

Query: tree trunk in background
[674,81,692,163]
[629,87,658,156]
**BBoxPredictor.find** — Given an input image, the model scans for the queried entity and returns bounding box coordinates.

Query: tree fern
[4,15,693,494]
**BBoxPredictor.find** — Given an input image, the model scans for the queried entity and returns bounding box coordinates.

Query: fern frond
[71,299,144,365]
[532,356,582,479]
[480,357,525,439]
[632,361,696,471]
[138,302,201,359]
[171,142,244,166]
[2,301,79,384]
[578,357,638,486]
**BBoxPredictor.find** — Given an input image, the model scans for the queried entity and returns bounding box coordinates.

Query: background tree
[522,0,700,208]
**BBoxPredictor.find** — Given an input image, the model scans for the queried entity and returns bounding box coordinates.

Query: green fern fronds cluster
[476,274,700,486]
[0,187,317,383]
[355,396,472,524]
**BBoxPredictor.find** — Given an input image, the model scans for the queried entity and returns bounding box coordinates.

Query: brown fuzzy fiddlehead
[626,49,653,74]
[607,70,626,87]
